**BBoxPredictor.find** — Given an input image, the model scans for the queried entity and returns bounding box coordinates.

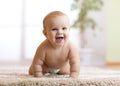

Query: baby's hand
[33,65,43,77]
[70,72,79,78]
[34,72,43,77]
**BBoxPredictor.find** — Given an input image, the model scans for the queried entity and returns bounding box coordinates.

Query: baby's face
[44,15,70,47]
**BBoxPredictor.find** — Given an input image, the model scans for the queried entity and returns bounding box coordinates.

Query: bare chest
[45,48,69,68]
[46,49,69,60]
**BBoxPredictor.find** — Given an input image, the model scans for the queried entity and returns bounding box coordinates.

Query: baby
[29,11,80,78]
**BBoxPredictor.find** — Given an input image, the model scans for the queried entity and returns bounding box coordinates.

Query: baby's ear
[43,29,47,37]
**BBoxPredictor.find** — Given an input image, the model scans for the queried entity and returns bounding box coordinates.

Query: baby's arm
[69,42,80,78]
[29,46,45,77]
[32,58,43,77]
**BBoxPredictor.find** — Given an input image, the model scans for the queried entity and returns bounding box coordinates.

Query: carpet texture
[0,65,120,86]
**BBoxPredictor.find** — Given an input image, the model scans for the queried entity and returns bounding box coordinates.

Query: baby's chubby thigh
[59,63,70,74]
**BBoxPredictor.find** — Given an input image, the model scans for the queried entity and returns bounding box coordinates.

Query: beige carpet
[0,65,120,86]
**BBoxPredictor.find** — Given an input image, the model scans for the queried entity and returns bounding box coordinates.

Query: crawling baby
[29,11,80,78]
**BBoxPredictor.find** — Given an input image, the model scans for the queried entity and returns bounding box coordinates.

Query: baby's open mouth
[56,37,64,39]
[55,37,64,43]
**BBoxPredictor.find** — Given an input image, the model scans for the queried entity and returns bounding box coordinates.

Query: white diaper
[48,68,60,74]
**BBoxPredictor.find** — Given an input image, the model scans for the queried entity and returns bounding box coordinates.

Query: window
[0,0,22,62]
[0,0,73,62]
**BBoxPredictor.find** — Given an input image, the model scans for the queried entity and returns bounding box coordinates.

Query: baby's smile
[55,35,64,43]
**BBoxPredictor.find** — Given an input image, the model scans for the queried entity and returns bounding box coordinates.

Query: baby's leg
[59,63,70,75]
[42,63,49,74]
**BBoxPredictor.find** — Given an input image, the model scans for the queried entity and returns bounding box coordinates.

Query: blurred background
[0,0,120,68]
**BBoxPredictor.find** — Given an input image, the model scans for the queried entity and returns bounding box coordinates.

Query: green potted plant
[71,0,104,65]
[71,0,103,48]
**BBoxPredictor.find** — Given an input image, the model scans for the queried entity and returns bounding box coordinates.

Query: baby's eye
[51,28,57,31]
[62,27,67,30]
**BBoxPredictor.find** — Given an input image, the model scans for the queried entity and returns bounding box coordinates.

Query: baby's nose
[57,29,63,34]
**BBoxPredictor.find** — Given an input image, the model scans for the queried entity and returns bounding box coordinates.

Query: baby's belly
[45,60,68,69]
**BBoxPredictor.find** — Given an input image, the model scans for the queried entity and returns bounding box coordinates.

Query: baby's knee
[59,68,70,75]
[29,66,33,75]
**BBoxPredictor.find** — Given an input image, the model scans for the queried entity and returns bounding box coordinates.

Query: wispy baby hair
[43,11,67,29]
